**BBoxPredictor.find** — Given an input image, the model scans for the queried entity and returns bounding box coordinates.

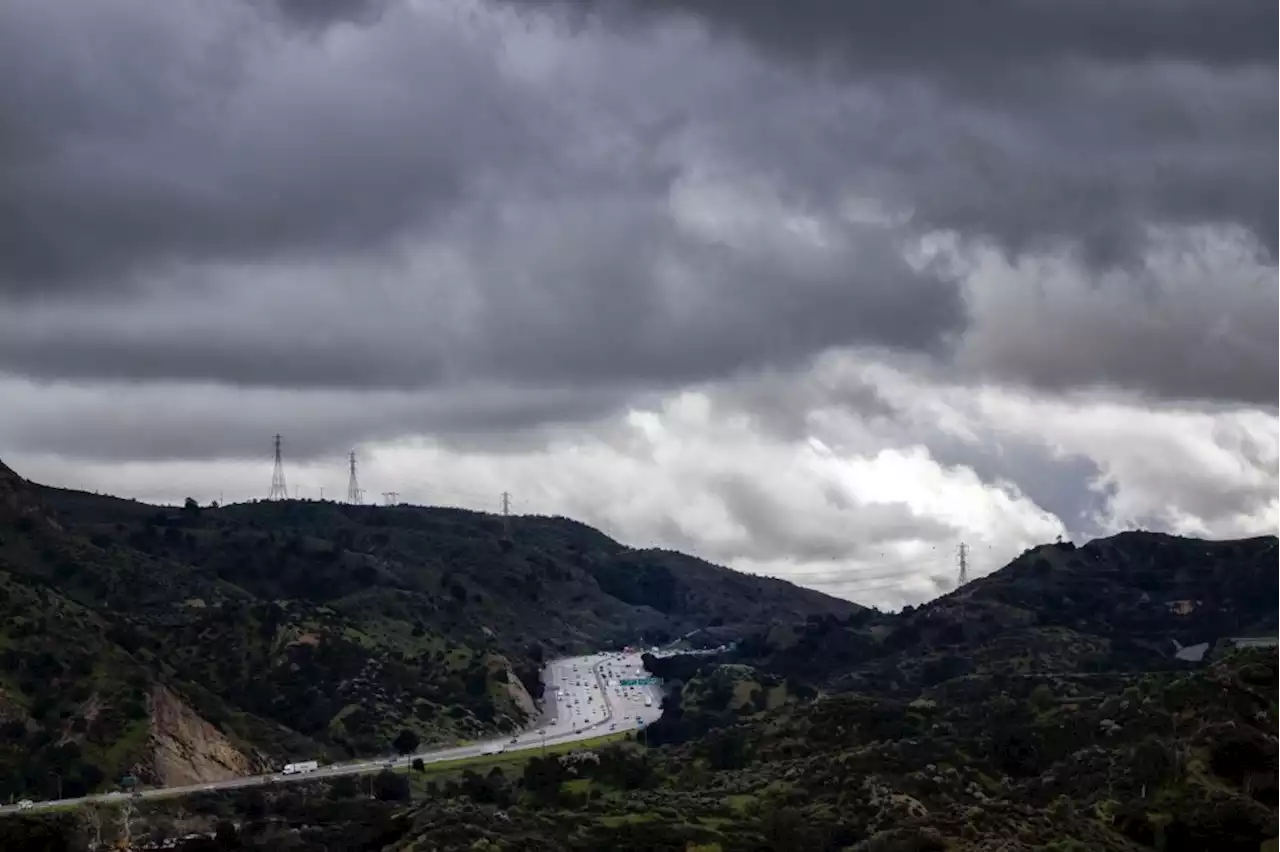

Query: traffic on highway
[0,648,667,817]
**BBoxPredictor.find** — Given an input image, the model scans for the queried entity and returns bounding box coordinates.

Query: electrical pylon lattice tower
[268,434,289,500]
[957,542,969,587]
[347,451,362,504]
[501,491,512,540]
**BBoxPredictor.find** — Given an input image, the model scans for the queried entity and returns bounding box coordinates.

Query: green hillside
[0,460,856,802]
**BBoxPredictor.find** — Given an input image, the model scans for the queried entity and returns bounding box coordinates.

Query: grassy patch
[401,731,634,790]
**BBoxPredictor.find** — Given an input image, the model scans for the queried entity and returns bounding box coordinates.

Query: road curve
[0,650,666,818]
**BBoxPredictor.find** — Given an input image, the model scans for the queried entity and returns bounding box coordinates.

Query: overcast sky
[1,0,1275,609]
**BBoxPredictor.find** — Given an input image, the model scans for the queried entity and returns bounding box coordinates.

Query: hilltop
[0,460,855,802]
[714,531,1278,693]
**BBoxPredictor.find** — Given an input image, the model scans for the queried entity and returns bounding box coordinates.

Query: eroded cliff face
[146,686,263,786]
[504,664,538,719]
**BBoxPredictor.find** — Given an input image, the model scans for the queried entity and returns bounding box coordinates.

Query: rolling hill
[0,459,856,802]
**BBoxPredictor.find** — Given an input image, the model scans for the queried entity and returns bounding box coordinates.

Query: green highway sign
[620,678,658,686]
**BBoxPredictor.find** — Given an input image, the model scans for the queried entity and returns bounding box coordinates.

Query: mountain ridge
[0,459,856,802]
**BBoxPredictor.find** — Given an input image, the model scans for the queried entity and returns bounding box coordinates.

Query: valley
[0,462,1274,851]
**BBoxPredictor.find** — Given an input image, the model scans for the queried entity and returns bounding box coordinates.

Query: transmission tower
[268,434,289,500]
[347,451,362,504]
[957,542,969,587]
[382,491,399,506]
[501,491,512,541]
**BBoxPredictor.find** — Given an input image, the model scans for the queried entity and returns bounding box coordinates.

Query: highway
[0,649,666,817]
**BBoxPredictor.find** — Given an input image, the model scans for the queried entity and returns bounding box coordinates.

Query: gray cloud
[929,439,1117,541]
[709,472,957,563]
[0,0,1273,460]
[528,0,1275,70]
[0,0,965,400]
[0,0,537,293]
[265,0,390,29]
[952,233,1279,406]
[523,0,1278,262]
[0,378,632,463]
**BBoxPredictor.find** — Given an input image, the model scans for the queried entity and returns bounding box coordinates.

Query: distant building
[1166,599,1197,616]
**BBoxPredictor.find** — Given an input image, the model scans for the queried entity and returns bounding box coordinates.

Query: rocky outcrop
[504,664,538,719]
[146,686,261,786]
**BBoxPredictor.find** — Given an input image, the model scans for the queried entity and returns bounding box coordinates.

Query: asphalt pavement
[0,649,667,817]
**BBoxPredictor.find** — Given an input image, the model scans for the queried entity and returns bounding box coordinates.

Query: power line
[347,451,362,504]
[268,434,288,500]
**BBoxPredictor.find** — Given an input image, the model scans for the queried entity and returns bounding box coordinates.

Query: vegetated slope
[4,525,1275,851]
[0,460,855,801]
[10,651,1274,851]
[726,532,1279,692]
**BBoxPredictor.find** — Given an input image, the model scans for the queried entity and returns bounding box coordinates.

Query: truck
[281,761,319,775]
[481,743,506,756]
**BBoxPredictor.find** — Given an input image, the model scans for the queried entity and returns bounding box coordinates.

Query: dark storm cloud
[507,0,1280,410]
[529,0,1276,70]
[524,0,1278,260]
[0,0,1273,424]
[0,0,536,293]
[0,204,964,391]
[266,0,390,28]
[0,0,964,397]
[0,379,630,463]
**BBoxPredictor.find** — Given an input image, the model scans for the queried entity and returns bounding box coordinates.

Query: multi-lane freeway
[0,649,666,817]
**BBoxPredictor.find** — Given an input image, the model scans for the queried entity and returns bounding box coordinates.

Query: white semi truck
[281,760,319,775]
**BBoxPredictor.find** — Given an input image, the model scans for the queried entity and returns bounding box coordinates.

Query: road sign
[619,678,658,686]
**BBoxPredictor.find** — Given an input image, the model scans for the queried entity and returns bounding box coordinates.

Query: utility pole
[269,434,289,500]
[382,491,399,506]
[501,491,512,540]
[347,451,362,504]
[957,542,969,587]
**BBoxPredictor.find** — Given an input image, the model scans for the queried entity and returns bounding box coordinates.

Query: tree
[329,775,358,799]
[411,758,425,773]
[213,819,238,848]
[372,770,410,802]
[392,728,420,756]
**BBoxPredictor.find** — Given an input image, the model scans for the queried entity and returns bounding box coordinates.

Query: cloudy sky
[1,0,1275,608]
